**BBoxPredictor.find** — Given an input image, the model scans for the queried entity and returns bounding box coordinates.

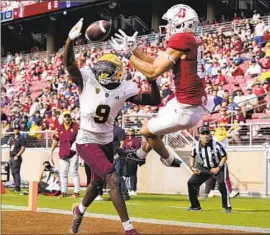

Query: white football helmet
[162,4,199,40]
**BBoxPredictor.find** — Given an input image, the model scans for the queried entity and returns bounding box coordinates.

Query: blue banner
[1,10,13,22]
[59,1,85,9]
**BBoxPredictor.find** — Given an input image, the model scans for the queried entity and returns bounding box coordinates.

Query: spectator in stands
[34,111,43,126]
[215,100,228,112]
[20,121,29,139]
[231,62,244,77]
[254,20,266,45]
[252,10,261,23]
[256,46,265,59]
[244,88,258,114]
[233,89,247,108]
[212,89,223,107]
[218,107,230,125]
[1,122,13,145]
[245,59,262,77]
[263,78,270,93]
[228,106,246,145]
[28,120,41,137]
[265,42,270,57]
[214,70,226,86]
[161,83,172,98]
[253,81,265,101]
[245,45,255,61]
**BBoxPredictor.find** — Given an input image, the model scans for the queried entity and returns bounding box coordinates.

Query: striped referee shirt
[191,140,227,169]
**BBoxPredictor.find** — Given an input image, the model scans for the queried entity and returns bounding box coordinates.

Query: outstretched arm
[110,29,183,80]
[132,48,155,63]
[127,80,161,106]
[129,47,182,80]
[63,38,83,92]
[63,18,84,92]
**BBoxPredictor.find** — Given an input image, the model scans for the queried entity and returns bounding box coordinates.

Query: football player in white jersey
[64,18,160,235]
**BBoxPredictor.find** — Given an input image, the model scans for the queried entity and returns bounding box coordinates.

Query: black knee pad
[91,181,103,191]
[105,170,120,189]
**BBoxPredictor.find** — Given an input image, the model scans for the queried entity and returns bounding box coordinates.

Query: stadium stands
[1,15,270,147]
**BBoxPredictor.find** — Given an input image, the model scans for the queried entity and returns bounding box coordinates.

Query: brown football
[85,20,111,42]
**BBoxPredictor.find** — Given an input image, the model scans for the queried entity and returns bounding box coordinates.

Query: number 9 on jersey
[94,105,111,123]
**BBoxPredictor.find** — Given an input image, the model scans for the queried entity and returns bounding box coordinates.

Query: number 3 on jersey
[94,105,111,123]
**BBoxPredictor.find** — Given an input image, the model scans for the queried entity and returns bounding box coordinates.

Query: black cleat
[186,206,202,211]
[160,157,182,167]
[71,203,84,234]
[224,207,232,213]
[126,152,146,164]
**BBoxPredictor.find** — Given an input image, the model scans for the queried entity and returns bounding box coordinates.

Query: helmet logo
[98,72,110,80]
[178,8,186,18]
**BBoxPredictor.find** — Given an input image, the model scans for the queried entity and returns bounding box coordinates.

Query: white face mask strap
[163,52,176,64]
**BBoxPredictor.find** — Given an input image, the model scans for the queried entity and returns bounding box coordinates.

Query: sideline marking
[2,205,269,233]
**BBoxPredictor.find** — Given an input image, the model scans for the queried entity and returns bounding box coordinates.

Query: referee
[187,125,232,213]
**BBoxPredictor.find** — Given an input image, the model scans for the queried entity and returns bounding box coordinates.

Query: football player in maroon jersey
[110,4,214,167]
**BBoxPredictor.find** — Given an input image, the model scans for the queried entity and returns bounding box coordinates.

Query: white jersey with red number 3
[76,67,139,145]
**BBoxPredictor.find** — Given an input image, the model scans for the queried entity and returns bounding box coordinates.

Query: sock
[163,154,174,166]
[122,220,134,231]
[78,202,87,214]
[136,146,148,159]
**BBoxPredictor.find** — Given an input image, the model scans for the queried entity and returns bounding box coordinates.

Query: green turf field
[2,190,270,228]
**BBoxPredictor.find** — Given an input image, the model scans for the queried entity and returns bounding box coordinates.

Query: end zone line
[2,205,270,234]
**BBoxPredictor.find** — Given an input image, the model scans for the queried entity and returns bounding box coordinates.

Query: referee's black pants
[188,165,231,209]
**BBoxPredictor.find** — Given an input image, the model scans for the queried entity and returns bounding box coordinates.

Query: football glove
[68,18,84,40]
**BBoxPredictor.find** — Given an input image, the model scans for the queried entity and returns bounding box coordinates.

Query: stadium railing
[121,114,270,147]
[1,121,268,149]
[1,130,54,149]
[122,113,270,167]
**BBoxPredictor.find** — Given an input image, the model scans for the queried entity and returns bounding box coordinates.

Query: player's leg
[74,143,137,234]
[100,143,132,225]
[225,164,239,198]
[84,162,91,186]
[138,98,205,167]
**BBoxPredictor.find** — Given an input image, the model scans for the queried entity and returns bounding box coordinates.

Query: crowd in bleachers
[1,15,270,147]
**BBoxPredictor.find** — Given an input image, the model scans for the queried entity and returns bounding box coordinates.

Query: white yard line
[2,205,270,233]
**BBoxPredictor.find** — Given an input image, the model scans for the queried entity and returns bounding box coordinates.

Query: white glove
[110,29,138,53]
[68,18,84,40]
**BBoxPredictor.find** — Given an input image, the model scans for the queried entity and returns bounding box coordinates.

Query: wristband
[123,51,133,60]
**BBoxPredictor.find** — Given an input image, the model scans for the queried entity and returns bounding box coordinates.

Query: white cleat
[129,191,137,196]
[208,190,215,198]
[230,190,240,198]
[95,195,104,201]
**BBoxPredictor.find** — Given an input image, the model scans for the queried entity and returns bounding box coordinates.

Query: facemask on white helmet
[161,4,199,40]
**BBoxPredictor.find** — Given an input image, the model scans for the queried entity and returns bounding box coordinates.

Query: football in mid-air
[85,20,111,42]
